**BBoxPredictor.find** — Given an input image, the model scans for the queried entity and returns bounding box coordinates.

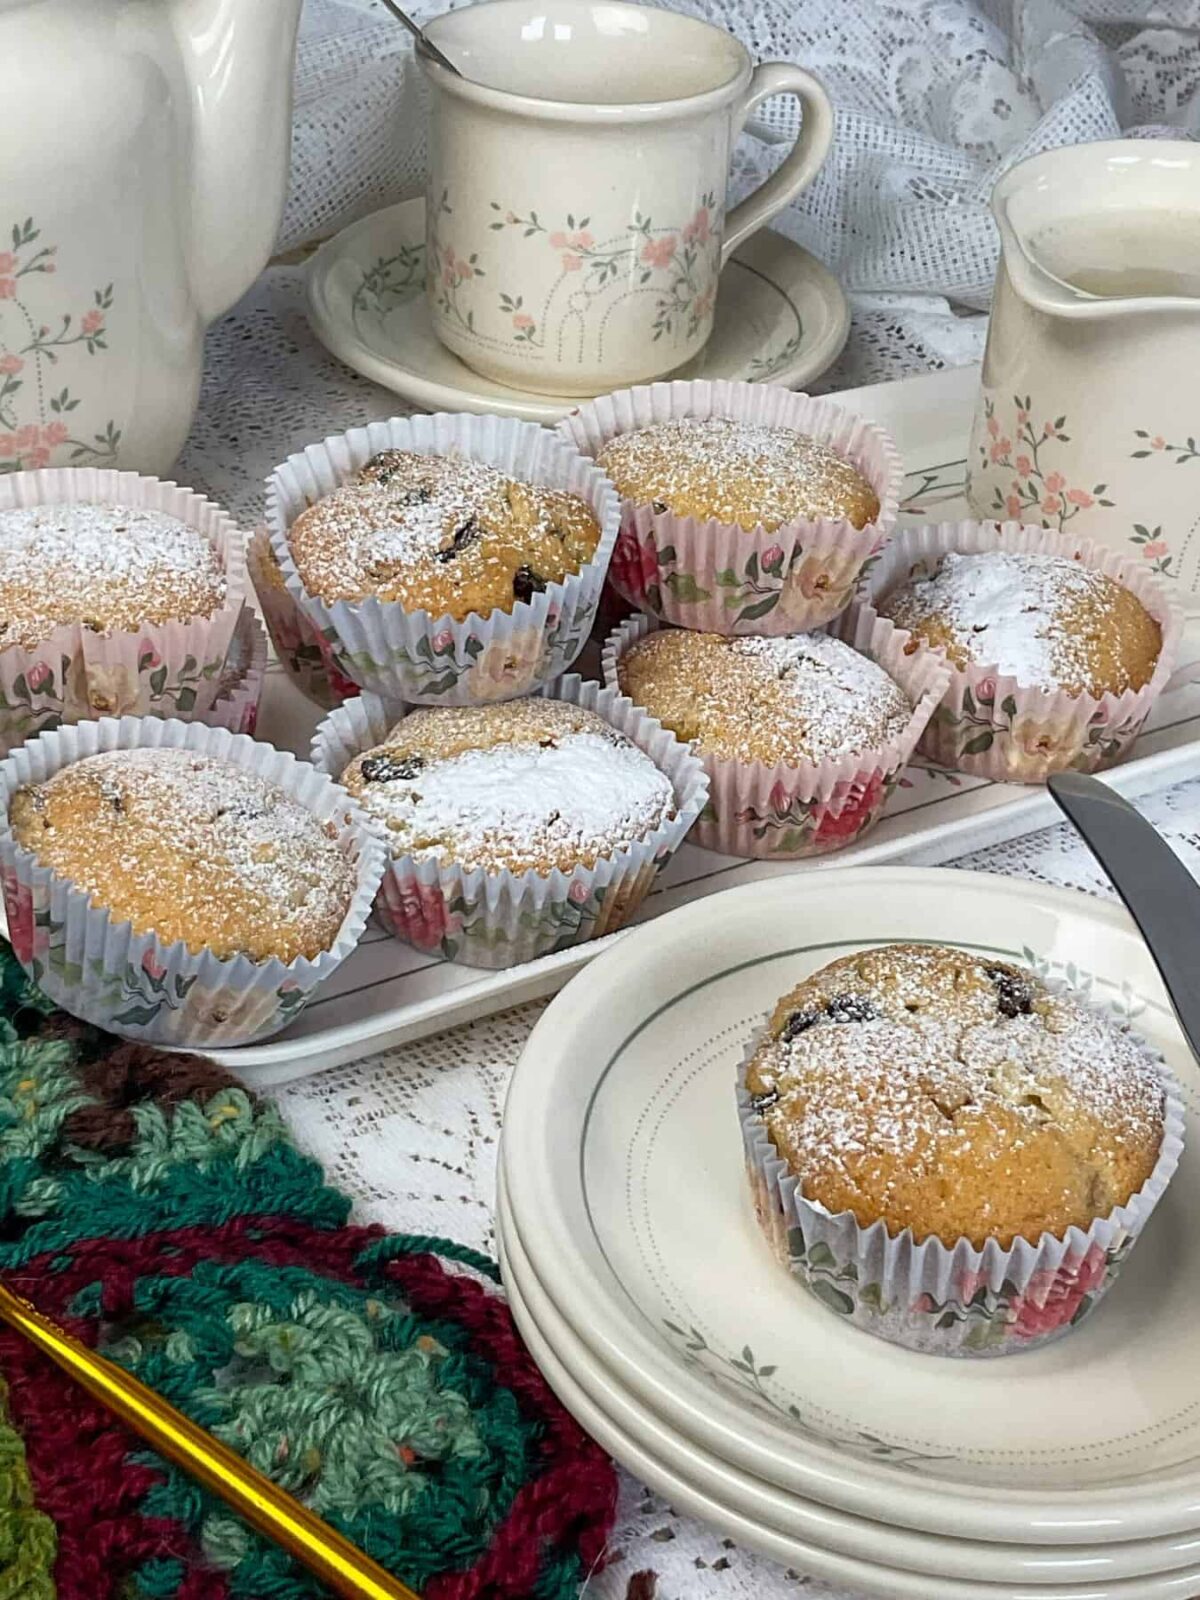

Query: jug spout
[992,140,1200,322]
[170,0,303,324]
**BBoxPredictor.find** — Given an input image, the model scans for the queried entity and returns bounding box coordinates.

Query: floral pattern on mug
[0,217,122,473]
[976,396,1115,534]
[1124,430,1199,579]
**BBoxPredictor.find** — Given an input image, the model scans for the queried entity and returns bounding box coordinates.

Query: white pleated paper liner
[853,520,1183,783]
[247,527,360,710]
[601,614,952,860]
[0,468,250,754]
[310,677,709,971]
[205,609,268,737]
[265,414,620,705]
[556,380,904,636]
[736,985,1185,1358]
[0,718,385,1047]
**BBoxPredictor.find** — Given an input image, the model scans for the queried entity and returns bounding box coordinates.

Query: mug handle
[721,64,834,267]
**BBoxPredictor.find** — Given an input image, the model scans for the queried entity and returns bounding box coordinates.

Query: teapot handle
[721,65,834,267]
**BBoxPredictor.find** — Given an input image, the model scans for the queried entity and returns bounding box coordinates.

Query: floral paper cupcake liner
[736,989,1185,1357]
[204,608,267,737]
[601,614,951,860]
[557,380,903,635]
[310,677,708,971]
[247,527,360,709]
[0,468,249,754]
[854,520,1183,783]
[0,718,385,1047]
[265,414,620,706]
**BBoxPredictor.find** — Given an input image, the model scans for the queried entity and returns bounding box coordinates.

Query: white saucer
[500,867,1200,1546]
[497,1178,1200,1598]
[305,198,850,422]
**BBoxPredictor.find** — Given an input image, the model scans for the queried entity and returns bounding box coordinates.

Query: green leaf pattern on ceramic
[0,216,122,473]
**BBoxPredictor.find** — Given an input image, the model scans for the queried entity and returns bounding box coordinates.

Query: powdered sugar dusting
[0,503,225,649]
[881,551,1119,690]
[731,634,911,761]
[746,944,1166,1245]
[12,748,355,963]
[597,416,878,529]
[353,728,676,874]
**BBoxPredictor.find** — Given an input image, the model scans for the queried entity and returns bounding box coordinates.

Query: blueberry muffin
[596,417,880,531]
[744,943,1166,1248]
[339,698,676,876]
[0,503,226,649]
[284,449,601,621]
[877,550,1161,697]
[616,629,912,766]
[10,748,355,963]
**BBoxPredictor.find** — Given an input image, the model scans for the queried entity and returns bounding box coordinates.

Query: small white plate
[305,198,850,422]
[500,867,1200,1544]
[498,1220,1200,1600]
[497,1174,1200,1586]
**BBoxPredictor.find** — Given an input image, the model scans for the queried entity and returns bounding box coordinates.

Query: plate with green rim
[305,197,850,422]
[499,866,1200,1544]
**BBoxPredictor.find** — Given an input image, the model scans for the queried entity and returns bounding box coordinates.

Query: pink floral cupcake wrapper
[0,467,250,755]
[736,991,1185,1358]
[247,528,360,710]
[601,613,951,860]
[265,414,620,707]
[204,609,268,738]
[854,520,1183,784]
[0,717,385,1048]
[310,676,709,971]
[557,380,904,636]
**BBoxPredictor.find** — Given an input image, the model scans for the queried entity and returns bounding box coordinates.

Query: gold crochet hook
[0,1278,421,1600]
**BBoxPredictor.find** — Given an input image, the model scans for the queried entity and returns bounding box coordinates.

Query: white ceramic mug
[419,0,833,396]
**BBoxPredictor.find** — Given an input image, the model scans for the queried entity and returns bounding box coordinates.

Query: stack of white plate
[497,867,1200,1600]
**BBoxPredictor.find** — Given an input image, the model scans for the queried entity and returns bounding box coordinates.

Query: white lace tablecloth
[173,259,1200,1599]
[175,1,1200,1583]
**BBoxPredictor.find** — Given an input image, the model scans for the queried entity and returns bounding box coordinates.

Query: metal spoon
[377,0,464,76]
[1048,771,1200,1061]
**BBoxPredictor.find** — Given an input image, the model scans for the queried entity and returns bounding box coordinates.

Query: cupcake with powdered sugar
[857,521,1180,782]
[0,471,248,753]
[558,380,902,636]
[602,614,951,859]
[738,942,1184,1356]
[311,678,708,969]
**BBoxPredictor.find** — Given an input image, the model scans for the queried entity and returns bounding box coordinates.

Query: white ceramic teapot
[967,141,1200,611]
[0,0,302,478]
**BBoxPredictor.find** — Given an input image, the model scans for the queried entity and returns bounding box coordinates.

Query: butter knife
[1048,771,1200,1061]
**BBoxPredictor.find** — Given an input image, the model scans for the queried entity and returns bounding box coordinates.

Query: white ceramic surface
[966,141,1200,612]
[305,199,850,422]
[419,0,832,393]
[498,1222,1200,1600]
[500,867,1200,1544]
[498,1175,1200,1588]
[0,0,301,477]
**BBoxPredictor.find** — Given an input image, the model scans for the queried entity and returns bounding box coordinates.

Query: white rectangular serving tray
[101,367,1200,1084]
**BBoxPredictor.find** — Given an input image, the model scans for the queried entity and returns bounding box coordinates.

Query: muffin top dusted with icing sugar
[596,417,879,531]
[877,550,1161,697]
[744,943,1166,1249]
[10,749,355,964]
[616,628,912,767]
[339,698,677,876]
[0,503,226,650]
[284,449,600,621]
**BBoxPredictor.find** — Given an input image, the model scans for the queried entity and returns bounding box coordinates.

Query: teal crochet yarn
[0,941,617,1598]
